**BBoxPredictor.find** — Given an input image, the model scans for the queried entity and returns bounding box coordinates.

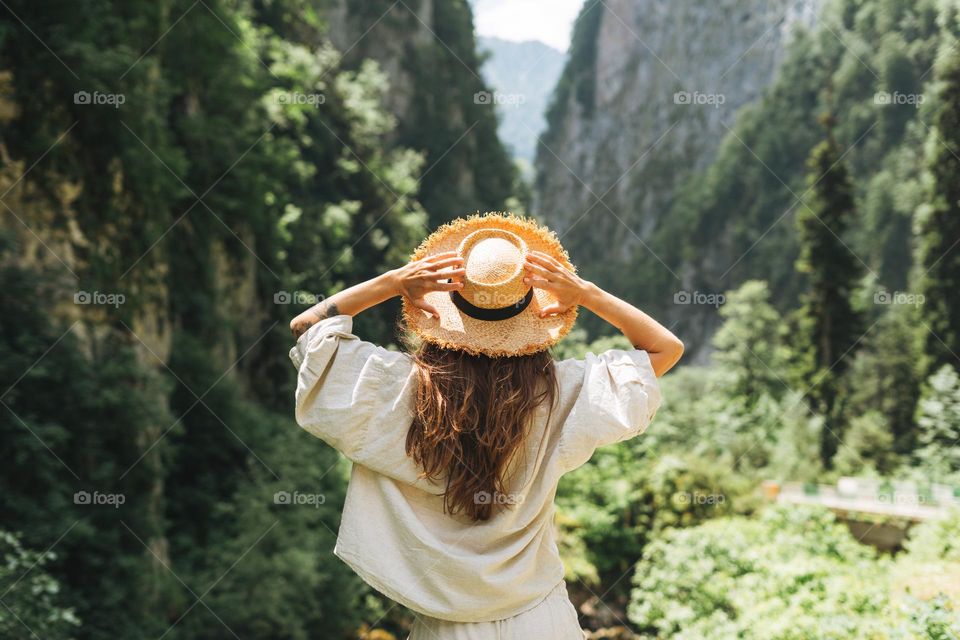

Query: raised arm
[289,251,465,339]
[524,251,683,376]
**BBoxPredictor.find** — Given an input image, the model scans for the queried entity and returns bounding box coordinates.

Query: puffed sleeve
[556,349,662,473]
[289,314,416,466]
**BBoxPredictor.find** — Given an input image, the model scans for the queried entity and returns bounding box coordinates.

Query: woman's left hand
[523,250,592,317]
[393,251,466,319]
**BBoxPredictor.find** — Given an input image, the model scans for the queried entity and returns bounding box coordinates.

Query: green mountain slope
[332,0,522,226]
[655,0,942,348]
[534,0,820,349]
[536,0,948,353]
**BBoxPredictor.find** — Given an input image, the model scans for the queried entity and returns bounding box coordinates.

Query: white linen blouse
[289,315,662,623]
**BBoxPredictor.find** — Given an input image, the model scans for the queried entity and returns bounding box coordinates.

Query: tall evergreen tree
[712,280,792,402]
[794,115,864,465]
[916,28,960,375]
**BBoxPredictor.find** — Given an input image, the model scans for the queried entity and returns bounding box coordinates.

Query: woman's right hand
[393,251,466,319]
[523,250,595,318]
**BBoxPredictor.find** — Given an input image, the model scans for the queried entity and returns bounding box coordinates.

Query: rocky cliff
[535,0,818,342]
[0,1,515,633]
[329,0,519,226]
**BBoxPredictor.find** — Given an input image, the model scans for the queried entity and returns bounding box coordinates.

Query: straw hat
[401,212,578,357]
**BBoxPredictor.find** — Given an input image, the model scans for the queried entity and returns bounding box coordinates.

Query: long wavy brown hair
[404,341,558,521]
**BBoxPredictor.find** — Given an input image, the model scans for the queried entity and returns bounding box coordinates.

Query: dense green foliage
[0,245,370,637]
[0,0,511,638]
[0,256,176,636]
[842,304,924,455]
[916,3,960,375]
[711,280,794,400]
[3,0,960,637]
[628,506,960,639]
[912,365,960,483]
[616,0,944,341]
[554,290,813,604]
[0,530,79,639]
[342,0,521,227]
[557,275,960,634]
[546,7,960,632]
[794,131,865,464]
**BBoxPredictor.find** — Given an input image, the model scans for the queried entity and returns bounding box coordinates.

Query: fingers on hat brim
[403,212,577,356]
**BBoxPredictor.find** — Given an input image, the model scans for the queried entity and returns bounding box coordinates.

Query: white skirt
[408,581,584,640]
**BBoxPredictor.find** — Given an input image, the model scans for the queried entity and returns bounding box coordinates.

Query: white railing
[763,477,960,522]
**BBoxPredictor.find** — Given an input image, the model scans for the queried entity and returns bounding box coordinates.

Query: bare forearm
[582,282,684,376]
[289,272,397,339]
[288,251,467,339]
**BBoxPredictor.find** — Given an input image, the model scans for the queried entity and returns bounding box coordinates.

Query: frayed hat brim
[401,212,578,357]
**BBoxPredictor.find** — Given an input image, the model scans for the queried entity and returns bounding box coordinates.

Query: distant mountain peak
[477,35,567,165]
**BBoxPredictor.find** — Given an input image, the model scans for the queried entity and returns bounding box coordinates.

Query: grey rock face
[535,0,817,273]
[326,0,435,132]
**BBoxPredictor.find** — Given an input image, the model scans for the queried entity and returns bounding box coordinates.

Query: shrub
[628,505,896,639]
[0,531,79,639]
